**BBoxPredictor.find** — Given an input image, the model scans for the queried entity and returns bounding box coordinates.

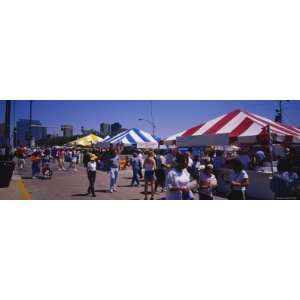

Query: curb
[15,176,32,200]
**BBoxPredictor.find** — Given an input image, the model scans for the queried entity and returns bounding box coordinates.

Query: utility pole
[279,100,282,122]
[4,100,11,156]
[29,100,32,146]
[275,100,290,123]
[13,100,16,148]
[275,100,282,123]
[267,125,274,176]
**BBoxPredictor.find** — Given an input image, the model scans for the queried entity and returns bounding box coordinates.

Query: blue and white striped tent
[98,128,159,148]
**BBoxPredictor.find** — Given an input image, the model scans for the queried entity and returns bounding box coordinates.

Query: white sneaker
[109,189,114,193]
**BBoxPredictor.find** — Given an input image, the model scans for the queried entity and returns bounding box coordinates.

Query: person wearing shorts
[143,151,156,200]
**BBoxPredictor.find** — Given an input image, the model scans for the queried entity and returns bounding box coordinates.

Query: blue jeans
[110,168,119,190]
[131,168,140,186]
[32,163,40,177]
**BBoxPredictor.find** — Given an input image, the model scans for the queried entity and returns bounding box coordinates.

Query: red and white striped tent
[165,109,300,146]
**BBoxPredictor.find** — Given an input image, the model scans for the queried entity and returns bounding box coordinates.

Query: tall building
[100,123,111,136]
[61,125,73,137]
[16,119,47,146]
[0,123,5,145]
[111,122,122,135]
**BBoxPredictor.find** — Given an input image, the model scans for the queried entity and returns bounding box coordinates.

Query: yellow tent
[69,134,103,146]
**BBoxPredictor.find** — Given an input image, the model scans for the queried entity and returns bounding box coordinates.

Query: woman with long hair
[143,151,156,200]
[198,164,217,200]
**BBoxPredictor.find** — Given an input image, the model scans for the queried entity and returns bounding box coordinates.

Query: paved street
[2,159,226,200]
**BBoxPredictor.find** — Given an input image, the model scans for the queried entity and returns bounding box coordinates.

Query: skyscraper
[0,123,5,145]
[100,123,111,136]
[61,125,73,137]
[111,122,122,135]
[16,119,47,146]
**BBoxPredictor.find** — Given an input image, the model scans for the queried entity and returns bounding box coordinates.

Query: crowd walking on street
[5,142,300,200]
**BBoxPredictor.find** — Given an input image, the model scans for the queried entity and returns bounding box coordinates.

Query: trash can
[0,161,15,188]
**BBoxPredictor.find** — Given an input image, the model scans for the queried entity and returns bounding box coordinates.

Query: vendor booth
[97,128,159,149]
[165,109,300,199]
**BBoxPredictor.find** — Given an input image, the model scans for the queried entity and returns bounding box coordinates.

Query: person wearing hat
[198,164,217,200]
[87,154,98,197]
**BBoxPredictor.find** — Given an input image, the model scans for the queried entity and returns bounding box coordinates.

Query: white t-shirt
[87,161,97,172]
[138,153,144,164]
[199,172,217,196]
[166,168,190,200]
[231,170,249,191]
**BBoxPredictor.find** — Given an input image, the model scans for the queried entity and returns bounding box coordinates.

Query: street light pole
[138,118,156,137]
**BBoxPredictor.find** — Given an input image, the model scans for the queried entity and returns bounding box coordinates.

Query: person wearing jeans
[130,152,142,186]
[108,150,120,193]
[31,151,41,179]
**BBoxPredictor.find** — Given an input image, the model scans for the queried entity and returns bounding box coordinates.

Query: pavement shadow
[21,176,33,180]
[95,189,109,193]
[72,193,90,197]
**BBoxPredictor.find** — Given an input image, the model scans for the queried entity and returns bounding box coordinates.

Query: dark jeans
[131,168,140,186]
[32,163,40,177]
[87,171,96,196]
[155,169,166,190]
[227,190,246,200]
[199,193,213,200]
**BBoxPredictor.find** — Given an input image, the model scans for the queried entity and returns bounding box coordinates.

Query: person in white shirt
[137,151,144,179]
[87,154,97,197]
[228,159,249,200]
[198,164,218,200]
[166,152,192,200]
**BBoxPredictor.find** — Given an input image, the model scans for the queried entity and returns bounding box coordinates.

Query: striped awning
[165,109,300,145]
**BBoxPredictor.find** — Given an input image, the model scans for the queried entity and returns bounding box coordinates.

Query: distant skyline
[1,100,300,138]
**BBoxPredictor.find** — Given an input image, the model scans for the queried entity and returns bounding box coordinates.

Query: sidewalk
[0,174,31,200]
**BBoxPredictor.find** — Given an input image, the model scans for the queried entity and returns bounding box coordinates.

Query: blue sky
[1,100,300,138]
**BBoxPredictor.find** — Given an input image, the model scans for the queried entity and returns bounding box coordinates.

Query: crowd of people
[8,143,300,199]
